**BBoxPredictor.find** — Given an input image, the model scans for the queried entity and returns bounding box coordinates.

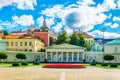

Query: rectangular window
[25,42,27,46]
[20,42,22,46]
[114,47,118,53]
[7,42,9,46]
[11,42,13,46]
[29,42,32,46]
[16,42,18,46]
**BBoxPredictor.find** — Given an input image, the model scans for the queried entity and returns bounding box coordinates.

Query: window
[114,47,118,53]
[20,42,22,46]
[16,42,18,46]
[11,42,14,46]
[7,42,9,46]
[25,42,27,46]
[29,42,32,46]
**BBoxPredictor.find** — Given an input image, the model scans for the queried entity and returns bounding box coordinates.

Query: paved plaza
[0,66,120,80]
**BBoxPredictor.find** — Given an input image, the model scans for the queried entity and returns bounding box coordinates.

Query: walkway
[0,66,120,80]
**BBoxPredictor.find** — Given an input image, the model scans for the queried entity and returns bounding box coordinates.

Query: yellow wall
[4,38,44,52]
[85,38,94,46]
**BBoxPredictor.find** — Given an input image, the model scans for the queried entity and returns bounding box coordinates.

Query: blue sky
[0,0,120,39]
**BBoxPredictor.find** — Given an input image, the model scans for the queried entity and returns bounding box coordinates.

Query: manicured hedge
[110,64,118,68]
[21,62,28,66]
[101,63,108,66]
[90,62,96,66]
[33,62,40,65]
[12,63,20,66]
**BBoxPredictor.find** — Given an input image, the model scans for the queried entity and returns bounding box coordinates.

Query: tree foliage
[56,30,68,44]
[77,32,86,47]
[3,30,8,35]
[69,31,78,45]
[50,36,54,46]
[16,53,26,62]
[103,54,114,61]
[0,52,8,60]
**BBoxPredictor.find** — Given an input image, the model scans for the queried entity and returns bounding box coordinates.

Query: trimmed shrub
[110,64,118,68]
[33,62,40,65]
[21,62,28,66]
[90,62,96,66]
[12,63,20,66]
[101,63,108,66]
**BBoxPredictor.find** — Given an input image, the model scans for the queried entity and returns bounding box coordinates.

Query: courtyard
[0,66,120,80]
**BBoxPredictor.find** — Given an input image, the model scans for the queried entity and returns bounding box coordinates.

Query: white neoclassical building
[45,43,86,62]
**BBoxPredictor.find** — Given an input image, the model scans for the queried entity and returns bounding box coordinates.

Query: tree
[0,52,8,62]
[103,54,114,63]
[77,32,86,47]
[3,30,8,35]
[69,31,79,45]
[86,42,92,51]
[50,36,54,46]
[56,30,68,44]
[16,53,27,62]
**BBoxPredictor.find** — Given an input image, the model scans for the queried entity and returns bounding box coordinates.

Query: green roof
[104,38,120,46]
[46,43,85,49]
[0,39,6,43]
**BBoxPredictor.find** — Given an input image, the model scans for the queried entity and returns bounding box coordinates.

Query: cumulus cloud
[0,0,37,10]
[12,15,34,26]
[89,30,120,39]
[104,22,119,28]
[111,23,119,28]
[113,16,120,21]
[0,21,18,28]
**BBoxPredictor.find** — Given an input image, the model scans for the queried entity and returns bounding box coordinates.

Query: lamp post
[100,27,106,63]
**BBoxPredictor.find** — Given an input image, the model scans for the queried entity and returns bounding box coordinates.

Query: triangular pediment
[46,43,85,49]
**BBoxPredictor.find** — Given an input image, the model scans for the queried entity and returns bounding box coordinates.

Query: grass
[89,63,120,69]
[0,63,45,68]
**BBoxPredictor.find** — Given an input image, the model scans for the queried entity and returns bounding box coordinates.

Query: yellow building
[0,35,44,52]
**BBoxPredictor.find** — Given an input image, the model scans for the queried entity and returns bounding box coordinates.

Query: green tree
[50,37,54,46]
[16,53,27,62]
[56,30,68,44]
[3,30,8,35]
[86,42,92,51]
[69,31,78,45]
[103,54,114,63]
[77,32,86,47]
[0,52,8,62]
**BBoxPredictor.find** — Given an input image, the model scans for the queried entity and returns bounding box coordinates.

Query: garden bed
[43,64,86,68]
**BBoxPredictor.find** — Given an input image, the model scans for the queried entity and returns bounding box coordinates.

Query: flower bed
[43,64,86,68]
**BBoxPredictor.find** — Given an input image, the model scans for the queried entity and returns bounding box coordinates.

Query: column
[66,52,69,62]
[45,52,47,59]
[77,52,80,62]
[72,52,74,62]
[61,52,63,62]
[56,52,58,62]
[82,52,85,60]
[51,52,52,62]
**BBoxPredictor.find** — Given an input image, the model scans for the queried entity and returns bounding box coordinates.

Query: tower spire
[42,19,46,26]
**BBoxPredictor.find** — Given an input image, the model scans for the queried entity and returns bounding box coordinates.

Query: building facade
[0,39,6,51]
[45,43,86,62]
[0,35,44,52]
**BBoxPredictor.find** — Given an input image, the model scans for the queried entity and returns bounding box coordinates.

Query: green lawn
[0,63,45,68]
[90,64,120,69]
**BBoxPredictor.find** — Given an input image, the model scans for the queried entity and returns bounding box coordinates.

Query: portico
[45,43,86,62]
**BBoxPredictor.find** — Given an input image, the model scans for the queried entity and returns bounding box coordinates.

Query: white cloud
[89,30,120,39]
[108,13,112,19]
[52,23,63,33]
[117,0,120,9]
[104,22,112,26]
[0,0,37,10]
[12,15,34,26]
[36,16,55,29]
[40,2,108,33]
[113,16,120,21]
[111,23,119,28]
